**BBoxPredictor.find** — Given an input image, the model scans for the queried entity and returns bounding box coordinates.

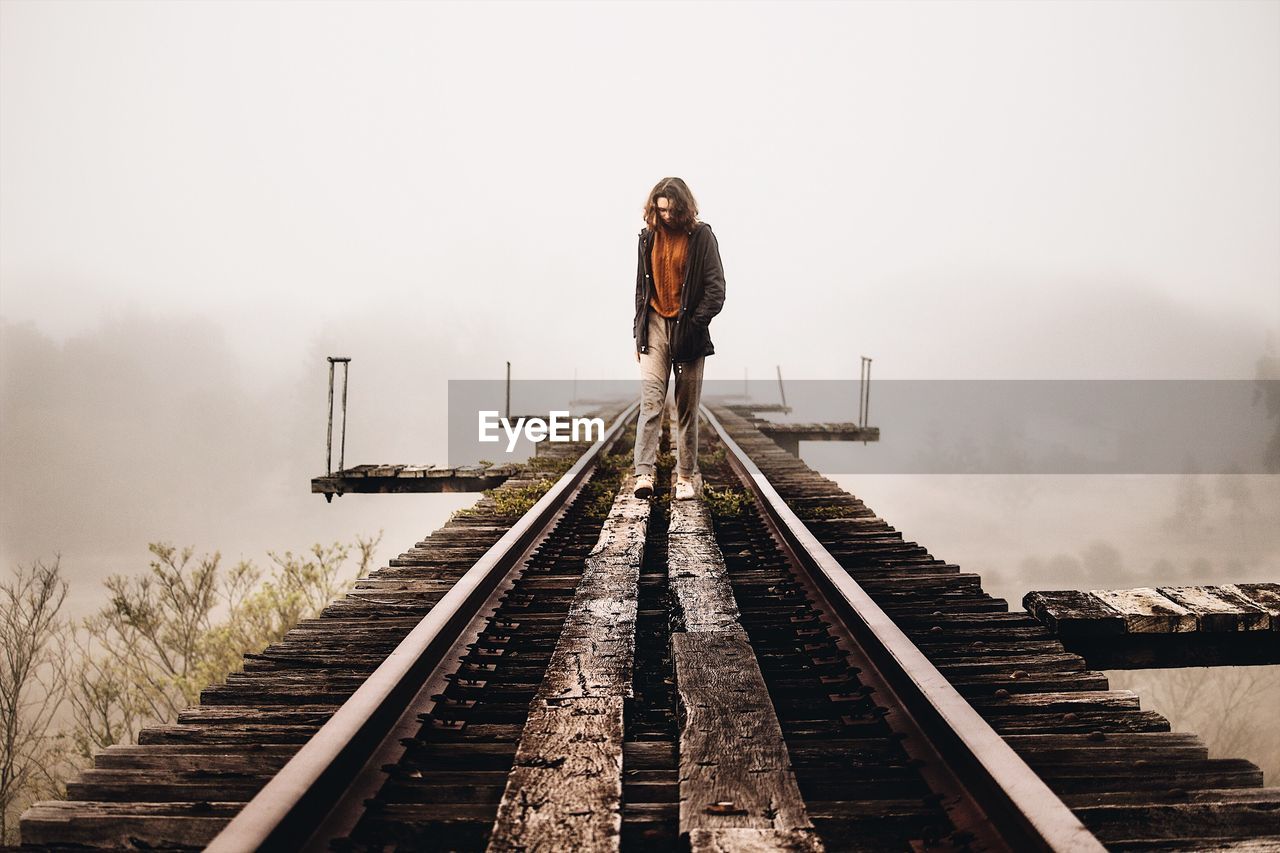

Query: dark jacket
[634,222,726,363]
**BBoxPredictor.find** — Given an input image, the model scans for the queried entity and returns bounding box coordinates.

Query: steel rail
[702,404,1105,853]
[207,399,640,853]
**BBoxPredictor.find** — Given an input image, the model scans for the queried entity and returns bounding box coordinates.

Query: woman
[632,177,726,500]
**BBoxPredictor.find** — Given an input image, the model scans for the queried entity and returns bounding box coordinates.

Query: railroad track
[20,402,1280,851]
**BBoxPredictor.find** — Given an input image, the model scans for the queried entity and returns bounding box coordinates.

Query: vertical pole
[776,365,787,409]
[863,357,872,429]
[860,356,870,427]
[858,356,872,435]
[505,361,511,420]
[327,357,352,474]
[339,360,350,473]
[326,360,336,475]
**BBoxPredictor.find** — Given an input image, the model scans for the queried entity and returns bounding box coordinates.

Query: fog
[3,2,1278,625]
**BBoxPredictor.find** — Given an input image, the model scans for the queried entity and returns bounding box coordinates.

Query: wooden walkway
[486,473,649,851]
[667,478,822,852]
[1025,584,1280,668]
[312,462,521,496]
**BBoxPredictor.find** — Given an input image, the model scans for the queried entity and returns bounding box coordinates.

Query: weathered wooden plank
[857,573,983,592]
[1157,586,1272,632]
[1026,584,1279,662]
[1072,795,1280,841]
[312,471,516,494]
[588,498,650,564]
[486,696,625,852]
[486,475,648,852]
[674,632,815,844]
[668,490,744,634]
[1228,584,1280,631]
[970,689,1141,714]
[668,495,715,536]
[688,827,825,852]
[933,653,1088,676]
[946,670,1109,696]
[538,635,636,702]
[668,478,820,851]
[136,725,324,745]
[1088,588,1196,633]
[94,746,297,772]
[1104,838,1280,852]
[175,706,337,725]
[1060,787,1280,808]
[350,573,465,589]
[985,710,1171,734]
[66,769,269,803]
[1022,590,1127,636]
[1030,758,1264,794]
[20,801,237,847]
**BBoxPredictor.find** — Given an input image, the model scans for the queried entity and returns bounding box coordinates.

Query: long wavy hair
[643,177,699,232]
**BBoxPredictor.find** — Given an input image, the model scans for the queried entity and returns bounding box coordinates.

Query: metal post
[505,361,511,420]
[326,361,336,475]
[776,365,787,409]
[338,359,350,473]
[864,357,872,429]
[327,357,351,475]
[857,358,865,427]
[863,357,871,429]
[858,356,873,433]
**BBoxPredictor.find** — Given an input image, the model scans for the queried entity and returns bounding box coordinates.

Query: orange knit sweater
[649,225,689,318]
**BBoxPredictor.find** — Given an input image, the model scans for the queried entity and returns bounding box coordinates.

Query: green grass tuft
[703,485,749,519]
[796,504,857,520]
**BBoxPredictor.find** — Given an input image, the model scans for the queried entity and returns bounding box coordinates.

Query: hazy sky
[4,1,1277,378]
[2,1,1278,610]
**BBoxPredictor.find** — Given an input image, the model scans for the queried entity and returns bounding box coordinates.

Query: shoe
[634,474,654,499]
[674,477,695,500]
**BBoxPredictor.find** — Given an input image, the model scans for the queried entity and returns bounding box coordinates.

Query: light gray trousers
[634,307,705,478]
